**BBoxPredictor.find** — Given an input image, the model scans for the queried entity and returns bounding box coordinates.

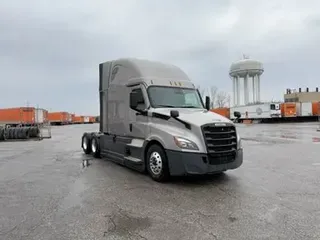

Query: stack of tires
[0,126,40,141]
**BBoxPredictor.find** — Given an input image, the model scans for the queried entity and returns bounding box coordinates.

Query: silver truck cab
[82,58,243,182]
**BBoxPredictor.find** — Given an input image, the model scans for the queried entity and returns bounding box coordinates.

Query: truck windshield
[147,86,204,108]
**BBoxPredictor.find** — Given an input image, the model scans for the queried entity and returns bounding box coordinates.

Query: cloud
[0,0,319,114]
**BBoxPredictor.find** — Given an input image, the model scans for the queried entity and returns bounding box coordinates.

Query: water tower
[229,56,264,106]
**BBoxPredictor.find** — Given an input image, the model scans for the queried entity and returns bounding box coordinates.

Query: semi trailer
[230,103,282,121]
[81,58,243,182]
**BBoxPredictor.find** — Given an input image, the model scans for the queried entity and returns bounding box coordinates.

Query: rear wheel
[146,144,170,182]
[91,136,101,158]
[82,133,92,154]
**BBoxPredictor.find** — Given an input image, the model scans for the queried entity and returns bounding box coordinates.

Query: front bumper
[165,148,243,176]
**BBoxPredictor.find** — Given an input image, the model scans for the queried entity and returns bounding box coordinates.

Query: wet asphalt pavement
[0,123,320,240]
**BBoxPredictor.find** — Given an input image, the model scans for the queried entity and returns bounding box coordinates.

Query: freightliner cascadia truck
[81,58,243,182]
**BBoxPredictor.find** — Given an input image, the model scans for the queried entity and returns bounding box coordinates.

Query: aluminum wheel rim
[92,139,96,153]
[83,137,88,149]
[149,152,162,175]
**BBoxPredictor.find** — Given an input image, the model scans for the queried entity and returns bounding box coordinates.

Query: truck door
[129,86,149,139]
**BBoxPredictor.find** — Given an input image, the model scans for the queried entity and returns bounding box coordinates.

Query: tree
[197,85,205,99]
[209,86,218,108]
[216,91,230,108]
[197,85,219,109]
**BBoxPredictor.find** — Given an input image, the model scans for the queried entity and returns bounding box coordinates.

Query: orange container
[312,102,320,116]
[210,107,230,118]
[48,112,69,123]
[243,119,253,124]
[89,116,96,123]
[72,116,83,123]
[281,103,297,117]
[0,107,35,124]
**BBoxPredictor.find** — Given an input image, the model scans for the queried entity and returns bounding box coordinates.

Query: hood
[152,108,233,126]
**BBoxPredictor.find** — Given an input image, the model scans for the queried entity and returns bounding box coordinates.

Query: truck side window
[132,88,146,111]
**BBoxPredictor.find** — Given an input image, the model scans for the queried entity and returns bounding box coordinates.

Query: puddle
[104,209,152,238]
[280,134,297,140]
[312,137,320,143]
[59,177,89,211]
[82,159,91,168]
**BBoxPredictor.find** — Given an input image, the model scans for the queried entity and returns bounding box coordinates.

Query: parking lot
[0,123,320,240]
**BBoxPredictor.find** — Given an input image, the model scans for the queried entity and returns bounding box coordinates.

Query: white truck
[230,103,281,121]
[81,58,243,182]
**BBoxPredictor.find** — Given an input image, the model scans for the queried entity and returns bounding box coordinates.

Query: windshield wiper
[179,105,199,108]
[156,104,176,108]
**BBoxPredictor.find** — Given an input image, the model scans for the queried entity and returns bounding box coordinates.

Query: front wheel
[146,144,170,182]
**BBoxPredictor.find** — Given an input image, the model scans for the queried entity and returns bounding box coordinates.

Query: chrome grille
[201,123,237,165]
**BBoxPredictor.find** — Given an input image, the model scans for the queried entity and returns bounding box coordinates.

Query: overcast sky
[1,0,319,115]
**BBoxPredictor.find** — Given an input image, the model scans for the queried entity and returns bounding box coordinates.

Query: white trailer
[35,108,46,124]
[68,113,72,123]
[230,103,281,120]
[84,116,90,123]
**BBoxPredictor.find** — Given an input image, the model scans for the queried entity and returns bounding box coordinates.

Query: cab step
[124,156,143,164]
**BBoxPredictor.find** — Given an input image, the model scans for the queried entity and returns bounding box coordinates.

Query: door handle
[129,123,132,132]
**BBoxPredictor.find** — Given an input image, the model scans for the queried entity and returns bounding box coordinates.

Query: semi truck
[81,58,243,182]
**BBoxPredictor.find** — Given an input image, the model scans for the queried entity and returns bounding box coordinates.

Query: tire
[91,136,101,158]
[13,128,19,139]
[2,128,7,140]
[29,127,37,138]
[23,128,30,139]
[82,133,92,154]
[146,144,170,182]
[0,128,4,140]
[17,128,25,139]
[8,128,14,139]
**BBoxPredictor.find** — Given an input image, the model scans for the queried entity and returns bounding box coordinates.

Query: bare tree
[209,86,218,108]
[197,85,205,99]
[216,91,230,108]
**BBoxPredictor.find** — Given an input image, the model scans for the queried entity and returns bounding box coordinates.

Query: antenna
[242,54,250,59]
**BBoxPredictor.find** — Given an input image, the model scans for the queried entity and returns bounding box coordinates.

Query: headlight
[173,136,199,150]
[237,132,242,149]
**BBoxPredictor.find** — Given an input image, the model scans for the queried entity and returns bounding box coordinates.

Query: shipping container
[48,112,69,124]
[299,102,313,116]
[280,103,297,117]
[0,107,35,124]
[230,103,281,120]
[67,113,72,123]
[312,102,320,116]
[210,107,230,119]
[89,116,96,123]
[71,114,76,123]
[83,116,90,123]
[72,116,83,124]
[35,108,49,123]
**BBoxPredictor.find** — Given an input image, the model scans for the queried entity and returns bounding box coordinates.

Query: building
[284,87,320,102]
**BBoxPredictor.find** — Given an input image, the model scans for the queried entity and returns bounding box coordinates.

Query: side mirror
[170,110,179,118]
[234,111,241,119]
[205,96,210,110]
[130,91,144,110]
